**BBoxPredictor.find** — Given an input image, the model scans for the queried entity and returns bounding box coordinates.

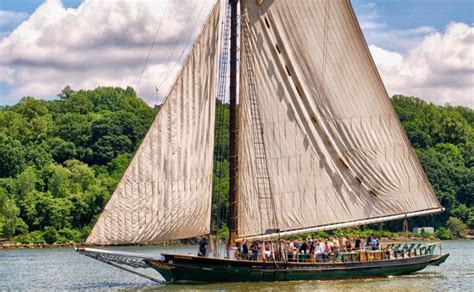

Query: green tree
[446,216,468,238]
[42,226,58,244]
[16,167,39,199]
[49,137,77,163]
[46,164,72,198]
[0,134,26,178]
[53,113,93,147]
[57,85,75,100]
[0,188,25,237]
[11,97,49,120]
[435,227,453,240]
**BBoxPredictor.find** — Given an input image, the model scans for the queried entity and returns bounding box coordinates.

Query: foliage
[42,226,59,244]
[446,216,468,238]
[392,96,473,233]
[0,187,27,237]
[435,227,453,240]
[419,228,435,239]
[0,86,155,242]
[0,90,471,243]
[12,231,45,244]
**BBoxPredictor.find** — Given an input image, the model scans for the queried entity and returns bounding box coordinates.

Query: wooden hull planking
[149,253,436,283]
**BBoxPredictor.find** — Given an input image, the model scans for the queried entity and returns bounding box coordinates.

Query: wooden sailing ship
[77,0,449,283]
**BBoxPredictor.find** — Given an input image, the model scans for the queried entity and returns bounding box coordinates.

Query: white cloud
[357,2,387,31]
[0,0,472,109]
[0,10,29,29]
[354,2,437,52]
[370,22,474,107]
[365,26,438,52]
[0,0,215,105]
[359,20,387,30]
[0,10,29,40]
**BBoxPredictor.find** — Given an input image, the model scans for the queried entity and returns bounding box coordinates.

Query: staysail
[86,3,220,245]
[238,0,442,240]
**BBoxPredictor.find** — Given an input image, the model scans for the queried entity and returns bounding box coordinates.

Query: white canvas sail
[86,3,220,245]
[238,0,442,239]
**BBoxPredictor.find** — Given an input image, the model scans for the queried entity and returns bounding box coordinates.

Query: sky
[0,0,472,107]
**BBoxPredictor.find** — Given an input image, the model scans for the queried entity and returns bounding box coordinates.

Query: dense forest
[0,87,472,243]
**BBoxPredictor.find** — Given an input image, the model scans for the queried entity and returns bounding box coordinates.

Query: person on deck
[319,239,326,253]
[383,245,391,259]
[323,240,332,261]
[250,241,259,260]
[354,236,361,250]
[340,237,347,249]
[299,240,309,254]
[327,238,334,250]
[360,238,366,250]
[366,235,372,249]
[370,236,378,251]
[344,239,352,252]
[263,241,272,261]
[242,240,249,260]
[286,240,294,261]
[314,242,324,261]
[293,240,301,251]
[309,240,315,260]
[332,237,340,251]
[198,236,208,257]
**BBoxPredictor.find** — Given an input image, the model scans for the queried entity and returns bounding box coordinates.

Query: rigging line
[135,0,170,92]
[163,0,209,78]
[212,1,231,257]
[154,0,202,93]
[241,7,279,235]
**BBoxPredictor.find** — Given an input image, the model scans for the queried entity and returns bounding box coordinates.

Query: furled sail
[238,0,442,240]
[86,3,220,245]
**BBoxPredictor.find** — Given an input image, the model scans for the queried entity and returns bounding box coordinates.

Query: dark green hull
[150,253,436,283]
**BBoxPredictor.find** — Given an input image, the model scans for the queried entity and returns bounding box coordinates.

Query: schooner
[77,0,449,283]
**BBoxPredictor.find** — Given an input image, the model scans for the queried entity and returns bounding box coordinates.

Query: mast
[228,0,239,245]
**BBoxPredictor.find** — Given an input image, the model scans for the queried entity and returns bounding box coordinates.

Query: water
[0,241,472,291]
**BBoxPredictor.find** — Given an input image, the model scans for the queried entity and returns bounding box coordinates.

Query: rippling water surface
[0,240,472,291]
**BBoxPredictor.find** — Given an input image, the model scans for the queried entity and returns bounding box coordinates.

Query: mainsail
[86,3,220,245]
[238,0,442,239]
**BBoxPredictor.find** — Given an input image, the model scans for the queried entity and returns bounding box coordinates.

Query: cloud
[0,10,28,28]
[354,2,438,52]
[370,22,474,107]
[0,0,215,105]
[359,20,386,30]
[365,26,438,53]
[0,10,29,39]
[0,0,472,109]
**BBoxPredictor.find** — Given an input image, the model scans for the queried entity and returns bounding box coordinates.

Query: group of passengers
[236,235,381,262]
[198,235,382,262]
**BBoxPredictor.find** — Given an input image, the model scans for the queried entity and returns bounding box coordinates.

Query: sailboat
[76,0,449,283]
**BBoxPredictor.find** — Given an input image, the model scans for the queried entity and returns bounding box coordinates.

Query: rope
[211,1,231,258]
[135,0,170,94]
[101,259,166,284]
[154,0,201,93]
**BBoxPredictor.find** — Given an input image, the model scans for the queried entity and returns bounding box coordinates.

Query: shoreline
[0,239,198,250]
[1,236,470,250]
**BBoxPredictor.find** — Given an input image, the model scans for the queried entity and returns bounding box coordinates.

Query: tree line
[0,87,471,243]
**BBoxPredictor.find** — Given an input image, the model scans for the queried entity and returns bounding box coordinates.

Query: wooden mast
[228,0,239,245]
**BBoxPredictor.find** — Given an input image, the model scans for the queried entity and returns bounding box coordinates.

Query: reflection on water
[0,241,472,291]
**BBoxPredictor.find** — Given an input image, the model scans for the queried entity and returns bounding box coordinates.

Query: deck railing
[284,243,438,263]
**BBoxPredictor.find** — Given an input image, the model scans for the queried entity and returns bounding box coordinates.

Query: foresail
[238,0,442,239]
[86,3,220,245]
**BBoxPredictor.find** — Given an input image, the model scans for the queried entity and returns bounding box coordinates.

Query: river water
[0,240,472,291]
